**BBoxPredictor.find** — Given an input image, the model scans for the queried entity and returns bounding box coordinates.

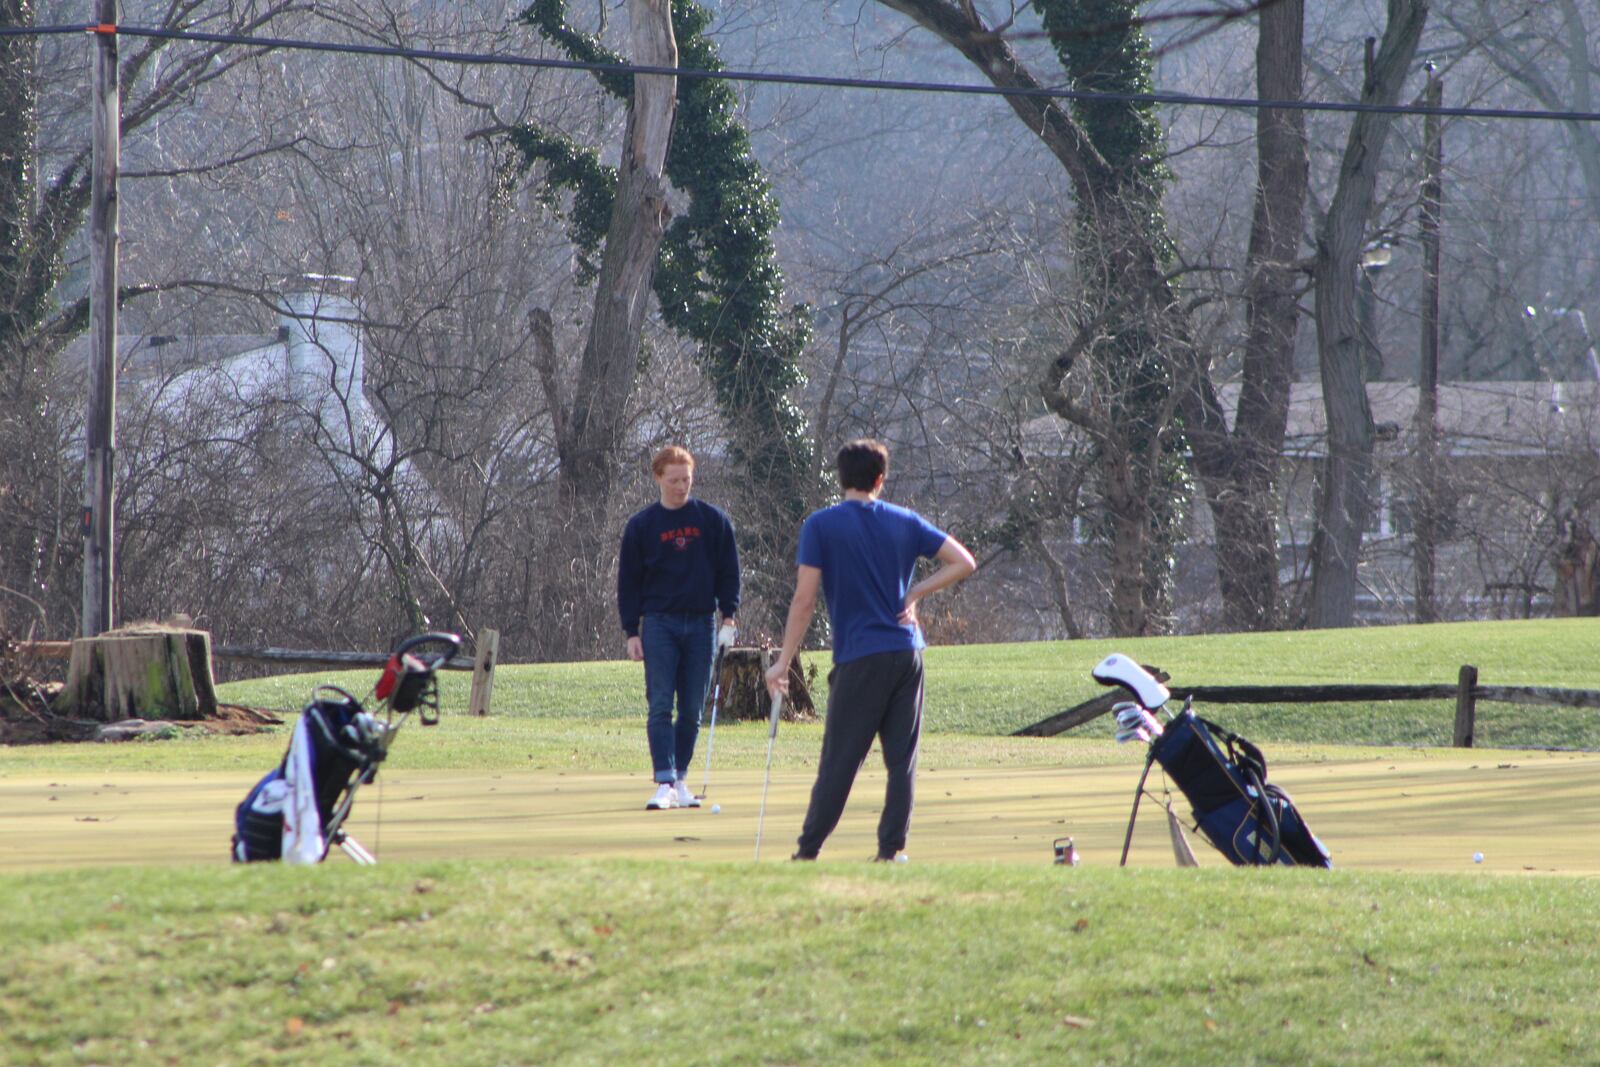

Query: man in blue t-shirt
[765,439,975,861]
[618,446,740,811]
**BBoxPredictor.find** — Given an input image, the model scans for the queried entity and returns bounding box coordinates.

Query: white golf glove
[717,621,737,649]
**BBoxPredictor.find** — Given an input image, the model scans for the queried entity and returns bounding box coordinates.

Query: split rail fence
[25,628,501,717]
[1014,664,1600,748]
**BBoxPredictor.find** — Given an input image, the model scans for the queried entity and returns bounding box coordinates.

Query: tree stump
[53,625,219,722]
[710,647,815,722]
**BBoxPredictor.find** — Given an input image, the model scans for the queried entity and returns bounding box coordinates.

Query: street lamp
[1358,241,1392,381]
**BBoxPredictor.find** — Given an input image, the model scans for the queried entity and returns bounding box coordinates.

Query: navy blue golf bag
[1148,707,1332,868]
[1094,652,1331,869]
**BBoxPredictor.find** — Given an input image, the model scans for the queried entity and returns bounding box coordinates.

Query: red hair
[651,445,695,477]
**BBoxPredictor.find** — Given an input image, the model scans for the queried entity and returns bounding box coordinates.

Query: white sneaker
[646,782,676,810]
[675,781,701,808]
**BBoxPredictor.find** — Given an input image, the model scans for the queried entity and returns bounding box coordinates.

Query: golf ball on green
[1473,852,1484,863]
[711,804,721,814]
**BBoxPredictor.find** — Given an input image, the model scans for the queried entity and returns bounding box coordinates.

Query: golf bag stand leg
[335,832,377,865]
[1119,756,1157,867]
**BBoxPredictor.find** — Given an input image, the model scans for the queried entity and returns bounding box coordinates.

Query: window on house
[1364,474,1393,537]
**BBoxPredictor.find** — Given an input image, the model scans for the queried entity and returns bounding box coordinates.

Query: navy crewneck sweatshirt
[617,499,740,637]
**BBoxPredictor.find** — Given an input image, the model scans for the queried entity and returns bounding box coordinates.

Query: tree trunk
[538,0,676,659]
[714,647,814,722]
[53,626,219,722]
[1027,530,1084,640]
[1195,0,1307,632]
[1307,0,1428,629]
[555,0,677,513]
[1553,517,1600,616]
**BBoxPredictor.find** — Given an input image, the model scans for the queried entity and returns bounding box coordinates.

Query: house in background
[63,275,368,427]
[1014,378,1600,633]
[60,275,393,481]
[1263,379,1600,621]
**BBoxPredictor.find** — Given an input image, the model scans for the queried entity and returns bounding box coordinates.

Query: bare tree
[0,0,314,633]
[1305,0,1428,628]
[1185,0,1308,632]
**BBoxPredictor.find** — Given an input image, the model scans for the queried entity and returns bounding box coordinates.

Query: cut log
[95,719,185,742]
[53,626,219,722]
[712,647,815,722]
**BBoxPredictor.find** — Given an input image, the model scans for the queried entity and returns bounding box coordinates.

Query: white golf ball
[1472,852,1484,864]
[711,804,721,814]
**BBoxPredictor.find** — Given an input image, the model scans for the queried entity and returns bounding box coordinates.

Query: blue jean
[641,612,715,784]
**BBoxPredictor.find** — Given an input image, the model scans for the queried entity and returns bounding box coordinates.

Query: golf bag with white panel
[1095,654,1332,868]
[231,632,461,865]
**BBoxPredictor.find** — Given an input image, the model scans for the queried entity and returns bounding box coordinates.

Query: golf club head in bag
[1113,701,1164,745]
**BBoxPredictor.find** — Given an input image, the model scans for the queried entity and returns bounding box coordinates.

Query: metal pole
[753,689,782,861]
[83,4,120,637]
[1414,66,1443,624]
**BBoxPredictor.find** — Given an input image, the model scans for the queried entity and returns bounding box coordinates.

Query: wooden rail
[20,632,498,714]
[211,645,476,671]
[1014,663,1600,748]
[21,640,474,671]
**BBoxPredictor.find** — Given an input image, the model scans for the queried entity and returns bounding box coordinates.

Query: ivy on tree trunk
[512,0,816,612]
[1036,0,1188,634]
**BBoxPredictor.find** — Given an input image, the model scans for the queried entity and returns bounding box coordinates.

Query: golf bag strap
[1238,762,1284,865]
[1200,715,1269,784]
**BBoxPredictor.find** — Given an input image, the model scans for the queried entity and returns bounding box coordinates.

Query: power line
[7,21,1600,124]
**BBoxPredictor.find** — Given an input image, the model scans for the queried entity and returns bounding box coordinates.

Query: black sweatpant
[795,649,924,859]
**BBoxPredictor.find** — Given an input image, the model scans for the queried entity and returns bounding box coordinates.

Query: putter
[700,627,733,800]
[753,687,783,860]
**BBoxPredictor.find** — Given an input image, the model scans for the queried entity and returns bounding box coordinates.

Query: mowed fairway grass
[3,618,1599,1064]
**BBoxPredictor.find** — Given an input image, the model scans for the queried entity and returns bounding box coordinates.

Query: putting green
[4,748,1596,874]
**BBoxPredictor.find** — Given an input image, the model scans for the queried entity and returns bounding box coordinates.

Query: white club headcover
[1092,653,1170,711]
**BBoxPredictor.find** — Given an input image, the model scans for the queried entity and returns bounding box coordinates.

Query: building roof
[60,332,281,383]
[1024,379,1600,460]
[1258,379,1600,458]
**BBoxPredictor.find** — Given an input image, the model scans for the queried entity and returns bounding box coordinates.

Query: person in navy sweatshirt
[618,445,740,810]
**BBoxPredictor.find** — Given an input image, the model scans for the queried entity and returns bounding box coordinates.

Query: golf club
[700,623,735,801]
[754,687,783,860]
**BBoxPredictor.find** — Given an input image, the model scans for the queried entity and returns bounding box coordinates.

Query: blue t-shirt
[797,499,949,664]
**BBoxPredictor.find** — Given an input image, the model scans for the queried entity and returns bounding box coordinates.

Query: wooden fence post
[1453,664,1478,748]
[468,628,500,717]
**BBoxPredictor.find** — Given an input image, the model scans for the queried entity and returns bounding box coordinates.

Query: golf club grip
[768,691,783,738]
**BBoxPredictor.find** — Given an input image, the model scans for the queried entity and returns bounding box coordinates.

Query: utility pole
[1413,65,1443,623]
[83,4,119,636]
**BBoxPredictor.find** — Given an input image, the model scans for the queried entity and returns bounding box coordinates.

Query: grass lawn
[3,860,1597,1066]
[216,616,1600,748]
[3,619,1598,1063]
